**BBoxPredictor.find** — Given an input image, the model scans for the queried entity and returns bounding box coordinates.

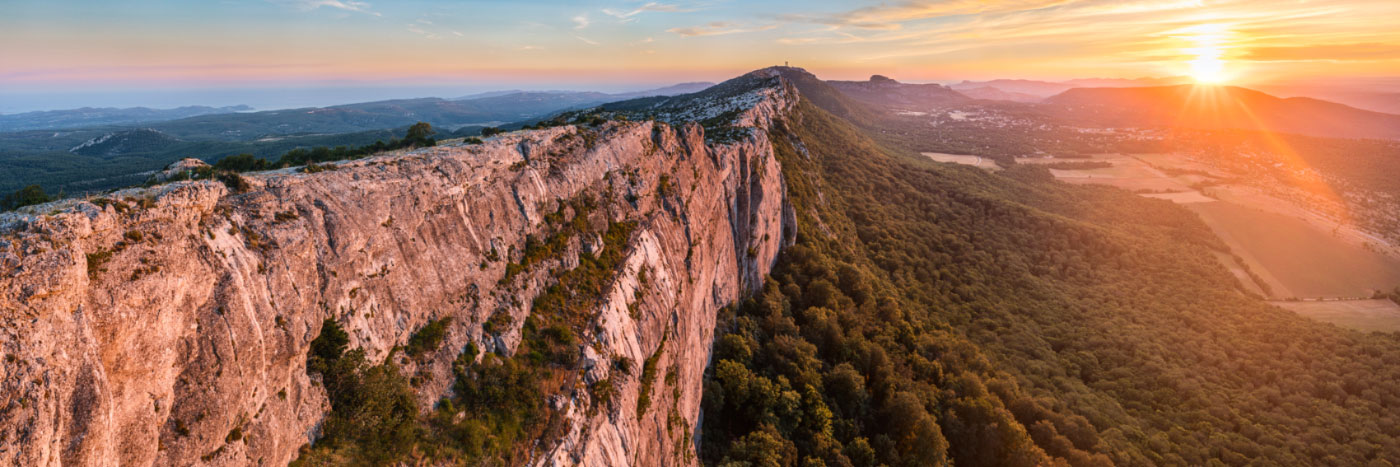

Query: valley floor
[924,150,1400,328]
[1038,155,1397,281]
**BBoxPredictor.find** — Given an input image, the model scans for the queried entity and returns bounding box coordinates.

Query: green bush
[213,154,268,172]
[636,338,665,419]
[217,172,251,193]
[298,318,420,465]
[300,162,339,173]
[406,317,452,358]
[1,184,51,211]
[205,121,435,178]
[85,248,113,280]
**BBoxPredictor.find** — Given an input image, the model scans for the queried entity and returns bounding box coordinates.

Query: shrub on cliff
[217,172,251,193]
[1,184,51,211]
[406,317,452,358]
[213,154,268,172]
[299,319,419,465]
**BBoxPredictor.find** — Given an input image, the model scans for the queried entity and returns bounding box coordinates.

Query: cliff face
[0,72,798,466]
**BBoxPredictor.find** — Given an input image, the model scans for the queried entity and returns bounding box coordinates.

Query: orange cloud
[1243,43,1400,62]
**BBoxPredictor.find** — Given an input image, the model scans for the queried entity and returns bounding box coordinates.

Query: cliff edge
[0,69,799,465]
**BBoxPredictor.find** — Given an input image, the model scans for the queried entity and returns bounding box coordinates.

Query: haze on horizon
[3,0,1399,112]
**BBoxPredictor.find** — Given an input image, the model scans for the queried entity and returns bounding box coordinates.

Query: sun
[1180,23,1233,84]
[1190,54,1227,84]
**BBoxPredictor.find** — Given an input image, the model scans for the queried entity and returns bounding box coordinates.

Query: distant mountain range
[1043,85,1400,140]
[8,74,1397,196]
[1252,85,1400,116]
[1,82,716,137]
[949,77,1400,116]
[451,82,713,102]
[949,77,1191,101]
[0,81,715,194]
[114,83,715,141]
[827,75,970,109]
[803,73,1400,141]
[0,105,253,132]
[775,71,1400,146]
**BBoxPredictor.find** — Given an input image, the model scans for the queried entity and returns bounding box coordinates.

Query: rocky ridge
[0,69,799,465]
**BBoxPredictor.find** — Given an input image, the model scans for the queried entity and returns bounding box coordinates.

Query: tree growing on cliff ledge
[298,319,419,464]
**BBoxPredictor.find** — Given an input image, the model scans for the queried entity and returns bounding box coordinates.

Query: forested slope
[699,79,1400,465]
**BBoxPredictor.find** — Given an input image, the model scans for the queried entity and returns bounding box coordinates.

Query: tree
[299,318,420,464]
[213,154,268,172]
[405,122,437,147]
[2,185,51,211]
[308,318,350,376]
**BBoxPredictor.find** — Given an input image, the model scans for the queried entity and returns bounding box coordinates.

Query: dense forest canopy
[698,87,1400,466]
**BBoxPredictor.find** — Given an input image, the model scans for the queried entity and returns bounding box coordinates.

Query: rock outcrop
[0,70,798,465]
[153,158,211,183]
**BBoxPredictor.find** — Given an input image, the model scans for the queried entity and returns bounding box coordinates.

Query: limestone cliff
[0,70,799,465]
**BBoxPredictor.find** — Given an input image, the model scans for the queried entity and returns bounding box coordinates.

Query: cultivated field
[1273,299,1400,333]
[1189,201,1400,298]
[1025,154,1203,194]
[923,152,1001,171]
[1028,152,1400,305]
[1142,191,1215,203]
[1210,250,1271,297]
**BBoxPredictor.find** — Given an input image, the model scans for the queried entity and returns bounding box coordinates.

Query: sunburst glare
[1180,23,1233,84]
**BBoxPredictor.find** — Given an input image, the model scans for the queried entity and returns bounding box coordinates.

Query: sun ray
[1174,84,1355,229]
[1178,23,1234,84]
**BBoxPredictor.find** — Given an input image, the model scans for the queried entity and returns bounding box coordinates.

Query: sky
[2,0,1399,112]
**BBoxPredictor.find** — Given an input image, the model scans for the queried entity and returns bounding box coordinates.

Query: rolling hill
[68,128,181,157]
[826,75,971,110]
[0,105,252,132]
[1044,85,1400,140]
[950,77,1191,99]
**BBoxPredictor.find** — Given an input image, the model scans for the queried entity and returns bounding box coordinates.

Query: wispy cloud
[270,0,380,16]
[602,2,692,22]
[668,21,776,37]
[769,0,1398,69]
[406,16,459,39]
[780,0,1072,31]
[13,0,1400,89]
[1243,43,1400,62]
